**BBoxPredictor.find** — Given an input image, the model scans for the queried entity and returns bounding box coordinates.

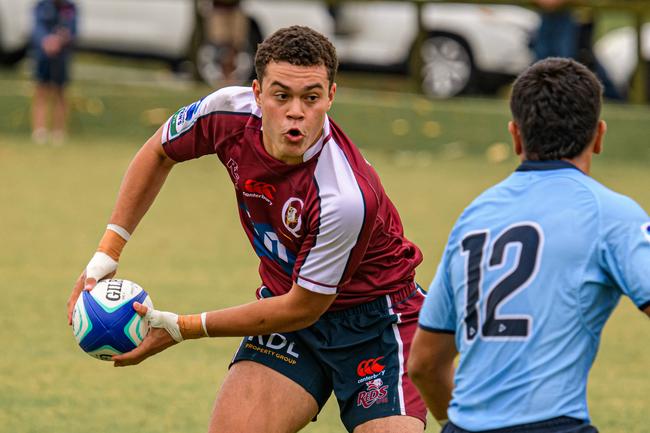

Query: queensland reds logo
[282,197,304,237]
[356,378,389,409]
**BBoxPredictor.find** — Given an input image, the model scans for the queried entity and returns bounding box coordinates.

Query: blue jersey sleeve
[419,256,456,333]
[32,2,50,46]
[599,198,650,310]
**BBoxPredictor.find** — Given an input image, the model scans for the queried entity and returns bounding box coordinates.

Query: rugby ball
[72,279,153,361]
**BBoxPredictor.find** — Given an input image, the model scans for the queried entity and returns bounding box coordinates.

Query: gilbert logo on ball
[72,279,153,361]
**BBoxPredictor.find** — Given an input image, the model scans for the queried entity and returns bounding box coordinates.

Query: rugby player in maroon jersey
[67,26,428,433]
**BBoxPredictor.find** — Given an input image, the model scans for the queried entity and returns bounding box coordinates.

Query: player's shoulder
[580,175,648,222]
[312,136,370,224]
[197,86,259,117]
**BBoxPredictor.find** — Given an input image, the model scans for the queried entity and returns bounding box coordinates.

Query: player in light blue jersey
[408,57,650,432]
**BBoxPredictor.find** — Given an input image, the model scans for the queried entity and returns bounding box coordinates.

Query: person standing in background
[200,0,249,83]
[532,0,621,99]
[31,0,77,145]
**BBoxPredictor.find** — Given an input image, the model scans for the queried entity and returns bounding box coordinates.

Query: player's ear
[252,79,262,107]
[508,121,523,156]
[592,120,606,155]
[327,82,336,110]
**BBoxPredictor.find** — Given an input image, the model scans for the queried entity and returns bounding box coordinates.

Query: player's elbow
[408,354,436,387]
[291,308,322,329]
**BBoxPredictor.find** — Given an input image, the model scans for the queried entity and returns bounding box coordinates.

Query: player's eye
[305,95,319,103]
[274,93,288,101]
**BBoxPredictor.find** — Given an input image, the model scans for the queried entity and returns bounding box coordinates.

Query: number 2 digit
[461,223,542,341]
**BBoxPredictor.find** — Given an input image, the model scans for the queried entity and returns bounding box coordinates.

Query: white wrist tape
[200,312,209,337]
[85,251,118,282]
[145,308,183,342]
[107,224,131,241]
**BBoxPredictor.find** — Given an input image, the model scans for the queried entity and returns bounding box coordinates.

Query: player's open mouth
[284,128,304,143]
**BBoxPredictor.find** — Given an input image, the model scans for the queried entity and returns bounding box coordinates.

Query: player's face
[253,61,336,165]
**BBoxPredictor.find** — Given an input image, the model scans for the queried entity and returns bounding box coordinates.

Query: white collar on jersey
[302,115,332,162]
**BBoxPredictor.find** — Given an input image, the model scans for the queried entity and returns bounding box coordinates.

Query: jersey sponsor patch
[167,98,204,140]
[642,222,650,242]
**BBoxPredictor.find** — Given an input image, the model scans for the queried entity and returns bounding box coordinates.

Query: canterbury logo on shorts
[357,357,385,377]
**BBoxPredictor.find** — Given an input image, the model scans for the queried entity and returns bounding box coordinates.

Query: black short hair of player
[510,57,603,161]
[255,25,338,88]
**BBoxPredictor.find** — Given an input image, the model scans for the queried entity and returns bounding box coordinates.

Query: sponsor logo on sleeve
[642,222,650,242]
[282,197,304,237]
[168,98,204,140]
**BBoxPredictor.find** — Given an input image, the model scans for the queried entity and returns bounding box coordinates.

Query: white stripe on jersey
[386,294,406,415]
[162,86,260,143]
[297,137,365,295]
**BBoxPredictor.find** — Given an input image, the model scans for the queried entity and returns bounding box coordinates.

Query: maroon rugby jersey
[161,87,422,310]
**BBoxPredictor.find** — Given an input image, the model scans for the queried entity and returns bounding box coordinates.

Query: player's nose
[286,99,304,119]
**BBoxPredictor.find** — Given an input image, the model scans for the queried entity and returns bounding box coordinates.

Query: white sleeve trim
[296,277,338,295]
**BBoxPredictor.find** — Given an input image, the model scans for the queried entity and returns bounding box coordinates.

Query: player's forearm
[108,127,175,234]
[408,329,456,424]
[201,296,319,337]
[177,285,335,339]
[410,366,454,422]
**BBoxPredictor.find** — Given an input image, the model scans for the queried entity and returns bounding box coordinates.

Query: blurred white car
[594,23,650,98]
[214,1,541,97]
[0,0,540,97]
[0,0,196,68]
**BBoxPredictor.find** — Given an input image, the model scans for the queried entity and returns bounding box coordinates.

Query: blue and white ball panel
[72,279,153,361]
[72,291,92,344]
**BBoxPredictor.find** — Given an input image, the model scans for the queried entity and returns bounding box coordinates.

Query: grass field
[1,65,649,433]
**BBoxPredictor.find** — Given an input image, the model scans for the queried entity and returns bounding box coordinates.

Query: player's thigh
[208,360,319,433]
[353,415,424,433]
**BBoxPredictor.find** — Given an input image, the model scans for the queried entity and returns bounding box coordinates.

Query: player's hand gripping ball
[71,279,154,361]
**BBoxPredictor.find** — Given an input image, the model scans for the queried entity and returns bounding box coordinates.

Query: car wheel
[419,34,474,98]
[0,46,27,66]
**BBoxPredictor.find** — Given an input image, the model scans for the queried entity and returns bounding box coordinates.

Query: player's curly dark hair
[510,57,603,161]
[254,25,338,87]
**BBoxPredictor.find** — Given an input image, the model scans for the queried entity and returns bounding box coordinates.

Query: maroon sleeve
[160,88,254,162]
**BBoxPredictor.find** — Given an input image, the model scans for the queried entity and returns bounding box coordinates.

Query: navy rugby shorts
[442,417,599,433]
[231,285,427,432]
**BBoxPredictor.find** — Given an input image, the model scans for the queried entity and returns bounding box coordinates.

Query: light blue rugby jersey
[420,160,650,431]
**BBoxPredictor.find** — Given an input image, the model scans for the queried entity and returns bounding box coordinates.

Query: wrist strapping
[107,224,131,241]
[85,251,118,283]
[98,224,130,260]
[178,312,209,339]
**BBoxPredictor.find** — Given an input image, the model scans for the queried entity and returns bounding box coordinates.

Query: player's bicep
[410,327,457,370]
[145,125,177,165]
[285,282,337,323]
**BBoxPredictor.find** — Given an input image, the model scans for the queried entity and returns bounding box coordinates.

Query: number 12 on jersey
[461,222,543,342]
